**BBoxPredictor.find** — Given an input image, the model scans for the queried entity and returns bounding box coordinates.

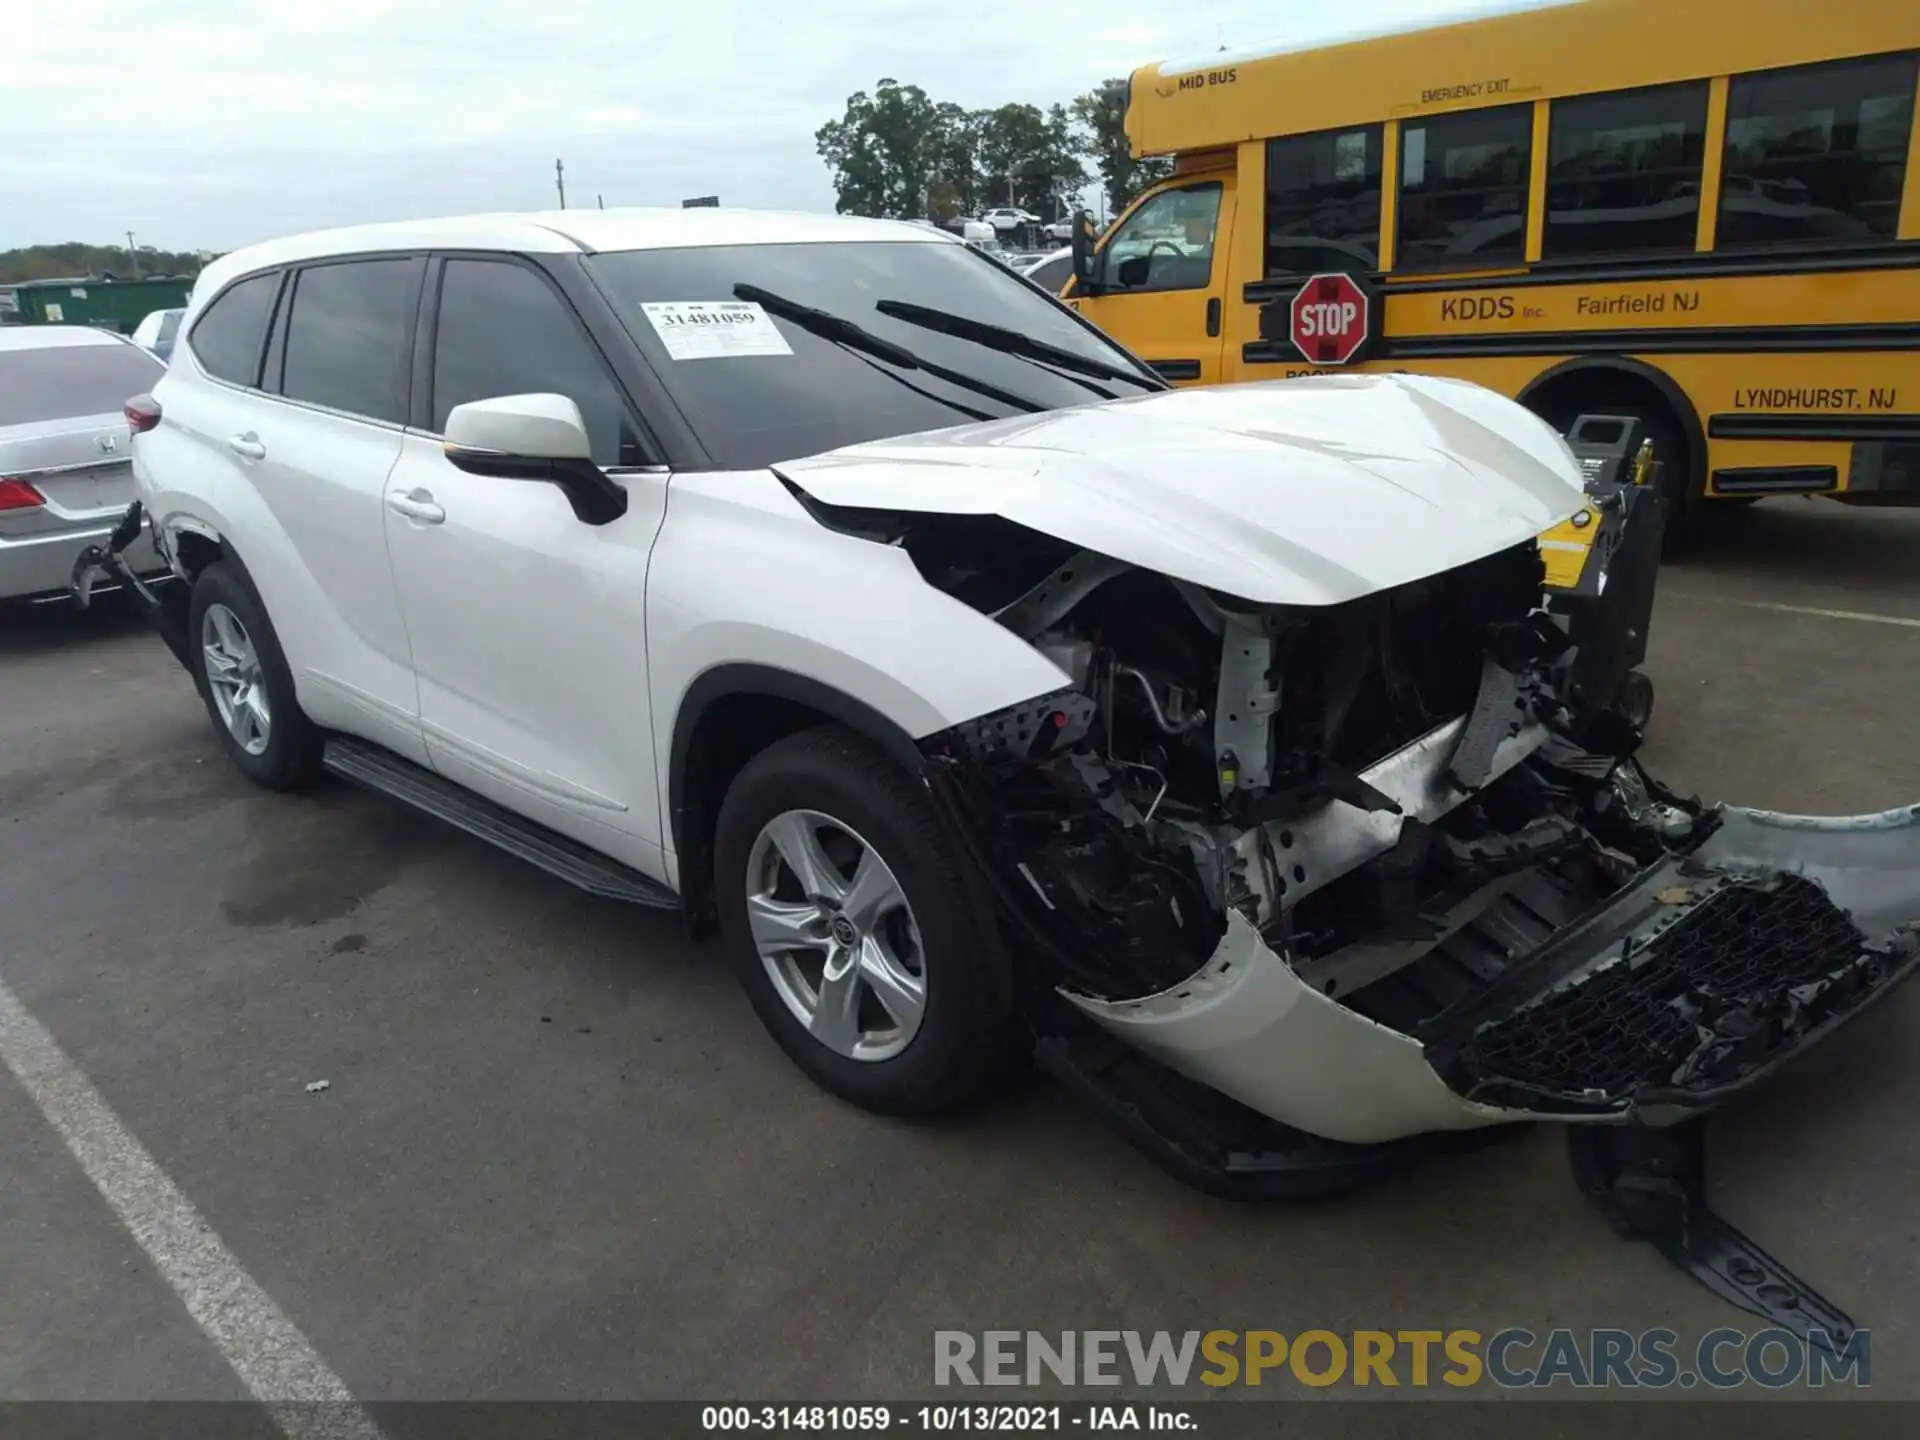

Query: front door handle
[227,433,266,461]
[386,488,446,525]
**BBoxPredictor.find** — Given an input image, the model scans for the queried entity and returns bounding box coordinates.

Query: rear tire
[188,561,325,791]
[714,726,1017,1116]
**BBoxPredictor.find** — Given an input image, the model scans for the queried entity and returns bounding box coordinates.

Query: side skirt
[321,736,680,910]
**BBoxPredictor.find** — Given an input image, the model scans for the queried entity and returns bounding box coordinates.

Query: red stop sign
[1288,272,1371,365]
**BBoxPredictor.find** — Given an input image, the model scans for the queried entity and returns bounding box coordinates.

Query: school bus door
[1071,175,1235,386]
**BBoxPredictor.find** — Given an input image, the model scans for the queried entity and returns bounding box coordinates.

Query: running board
[321,737,679,909]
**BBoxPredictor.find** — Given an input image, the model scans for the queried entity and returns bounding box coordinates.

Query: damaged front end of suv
[779,377,1920,1339]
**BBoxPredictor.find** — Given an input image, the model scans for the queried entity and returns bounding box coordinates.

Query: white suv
[92,207,1919,1206]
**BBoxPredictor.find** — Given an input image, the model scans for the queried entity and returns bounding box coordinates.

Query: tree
[1071,79,1173,219]
[814,78,943,219]
[924,102,984,224]
[0,242,208,285]
[975,103,1085,218]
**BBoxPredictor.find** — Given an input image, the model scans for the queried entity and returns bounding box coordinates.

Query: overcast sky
[6,0,1521,252]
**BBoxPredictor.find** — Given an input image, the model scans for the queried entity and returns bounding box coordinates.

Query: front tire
[714,726,1016,1116]
[188,561,324,790]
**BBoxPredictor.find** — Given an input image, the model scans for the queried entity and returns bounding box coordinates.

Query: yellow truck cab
[1066,0,1920,541]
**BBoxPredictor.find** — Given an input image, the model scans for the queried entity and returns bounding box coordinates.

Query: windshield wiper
[733,285,1047,415]
[874,299,1163,392]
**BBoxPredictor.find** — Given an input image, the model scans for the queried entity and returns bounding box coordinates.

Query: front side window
[1397,104,1532,269]
[431,259,644,467]
[1720,53,1917,247]
[1264,126,1382,276]
[278,258,421,424]
[587,240,1155,469]
[1098,183,1222,293]
[1545,82,1709,257]
[188,272,280,386]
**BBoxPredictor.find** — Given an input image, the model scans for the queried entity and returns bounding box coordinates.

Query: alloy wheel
[201,602,272,756]
[744,809,928,1062]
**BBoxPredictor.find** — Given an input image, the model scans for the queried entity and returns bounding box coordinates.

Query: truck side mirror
[1070,213,1100,294]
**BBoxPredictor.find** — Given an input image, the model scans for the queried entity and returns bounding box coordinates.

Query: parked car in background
[1019,247,1073,294]
[1044,217,1077,242]
[0,326,164,603]
[131,307,186,361]
[980,208,1039,233]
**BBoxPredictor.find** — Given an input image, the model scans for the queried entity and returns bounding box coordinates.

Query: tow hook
[1567,1122,1856,1345]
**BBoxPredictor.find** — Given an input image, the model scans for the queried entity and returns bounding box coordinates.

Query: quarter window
[1265,126,1382,276]
[187,272,280,386]
[1396,104,1532,269]
[1719,53,1918,247]
[1545,83,1709,257]
[1099,183,1222,293]
[430,260,643,467]
[279,258,421,424]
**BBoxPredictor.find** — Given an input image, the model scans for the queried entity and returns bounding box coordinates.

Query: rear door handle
[386,488,446,525]
[1205,297,1221,338]
[227,433,266,461]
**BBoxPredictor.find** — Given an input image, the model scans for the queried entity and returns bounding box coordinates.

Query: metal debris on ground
[304,1080,331,1094]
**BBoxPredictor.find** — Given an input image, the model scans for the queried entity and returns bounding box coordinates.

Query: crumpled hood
[775,372,1587,605]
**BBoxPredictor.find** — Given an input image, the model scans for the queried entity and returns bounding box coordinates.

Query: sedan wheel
[201,601,272,756]
[745,809,928,1063]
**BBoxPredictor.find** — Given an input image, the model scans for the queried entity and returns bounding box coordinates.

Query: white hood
[776,373,1587,606]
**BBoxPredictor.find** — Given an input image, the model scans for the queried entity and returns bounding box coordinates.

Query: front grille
[1453,874,1890,1101]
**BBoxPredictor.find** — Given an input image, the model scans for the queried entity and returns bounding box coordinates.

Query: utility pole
[555,159,567,209]
[597,193,605,210]
[126,231,140,278]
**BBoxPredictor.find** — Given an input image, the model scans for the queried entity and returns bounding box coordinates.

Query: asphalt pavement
[2,497,1917,1406]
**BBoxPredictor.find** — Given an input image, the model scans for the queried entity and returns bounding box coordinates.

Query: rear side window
[279,258,421,424]
[0,344,164,425]
[429,259,644,467]
[188,272,280,385]
[1719,53,1918,247]
[158,311,183,344]
[1396,104,1532,269]
[1545,82,1709,257]
[1264,125,1382,276]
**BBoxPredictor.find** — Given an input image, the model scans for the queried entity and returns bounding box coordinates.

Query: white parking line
[0,977,386,1440]
[1667,594,1920,630]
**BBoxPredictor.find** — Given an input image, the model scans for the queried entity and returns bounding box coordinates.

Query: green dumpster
[13,275,195,333]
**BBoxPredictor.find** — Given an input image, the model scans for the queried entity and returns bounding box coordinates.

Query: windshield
[0,343,163,426]
[587,241,1157,469]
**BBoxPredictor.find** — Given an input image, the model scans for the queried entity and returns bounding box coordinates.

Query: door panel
[1073,177,1236,386]
[380,254,672,877]
[382,436,669,871]
[245,257,426,760]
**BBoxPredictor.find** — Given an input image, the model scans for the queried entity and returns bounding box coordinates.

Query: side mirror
[1070,212,1100,294]
[442,393,628,526]
[1115,254,1151,289]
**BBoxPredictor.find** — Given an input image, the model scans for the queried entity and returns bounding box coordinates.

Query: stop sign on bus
[1289,272,1371,365]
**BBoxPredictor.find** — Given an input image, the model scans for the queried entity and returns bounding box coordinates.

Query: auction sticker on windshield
[642,301,793,361]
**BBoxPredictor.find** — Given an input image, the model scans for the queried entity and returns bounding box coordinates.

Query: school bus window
[1544,81,1709,257]
[1264,125,1382,277]
[1397,104,1532,270]
[1099,182,1221,293]
[1718,52,1918,248]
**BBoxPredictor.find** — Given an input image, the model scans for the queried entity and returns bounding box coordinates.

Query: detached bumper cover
[69,500,193,669]
[1066,803,1920,1145]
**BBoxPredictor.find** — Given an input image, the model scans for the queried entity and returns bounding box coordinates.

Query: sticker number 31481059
[641,301,794,361]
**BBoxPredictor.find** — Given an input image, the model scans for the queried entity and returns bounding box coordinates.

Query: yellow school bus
[1068,0,1920,533]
